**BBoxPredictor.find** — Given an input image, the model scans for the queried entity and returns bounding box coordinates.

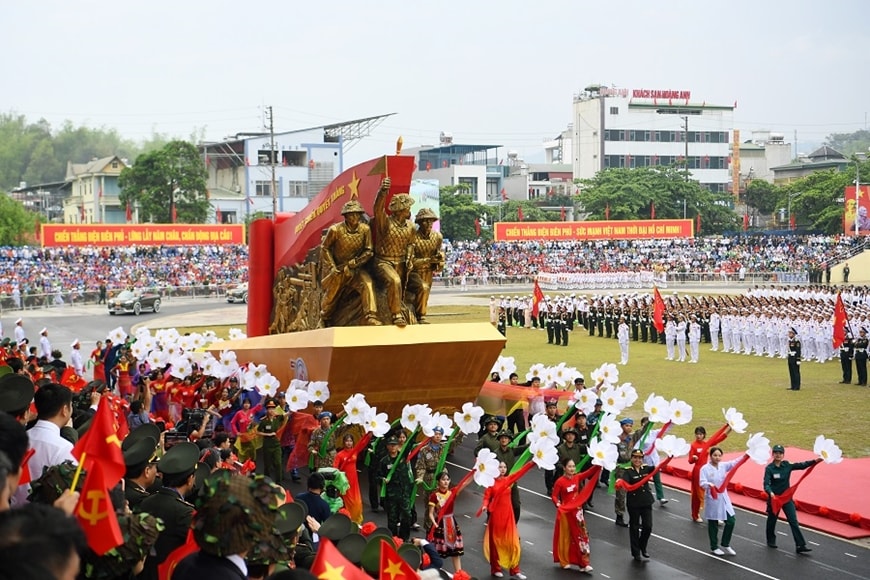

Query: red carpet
[659,447,870,540]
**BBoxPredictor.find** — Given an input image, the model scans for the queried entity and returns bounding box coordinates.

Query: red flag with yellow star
[75,461,123,555]
[379,539,417,580]
[310,537,371,580]
[72,396,125,484]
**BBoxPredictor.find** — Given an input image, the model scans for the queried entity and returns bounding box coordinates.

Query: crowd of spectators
[0,245,249,302]
[441,235,865,283]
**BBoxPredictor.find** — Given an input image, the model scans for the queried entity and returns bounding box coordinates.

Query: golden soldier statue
[406,208,445,324]
[319,199,380,326]
[372,177,416,326]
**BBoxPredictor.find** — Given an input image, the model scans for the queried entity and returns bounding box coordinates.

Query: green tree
[0,192,38,245]
[118,140,209,223]
[577,165,739,234]
[824,129,870,157]
[439,184,488,241]
[781,168,853,233]
[743,180,780,214]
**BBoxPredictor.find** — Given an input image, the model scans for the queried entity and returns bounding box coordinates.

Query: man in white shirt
[13,318,25,344]
[69,339,84,376]
[39,328,52,359]
[13,383,77,506]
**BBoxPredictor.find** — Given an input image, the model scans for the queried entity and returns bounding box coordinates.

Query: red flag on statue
[696,212,701,233]
[832,292,849,349]
[517,206,524,221]
[532,279,545,318]
[560,206,566,221]
[125,201,132,223]
[474,218,481,237]
[650,200,655,219]
[75,461,123,555]
[789,213,796,230]
[72,396,125,484]
[652,286,666,333]
[743,213,749,231]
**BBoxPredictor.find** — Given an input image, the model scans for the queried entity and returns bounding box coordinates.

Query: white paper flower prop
[668,398,693,425]
[155,328,180,346]
[146,349,168,371]
[130,341,150,362]
[813,435,843,464]
[218,350,238,367]
[588,438,618,471]
[257,375,281,398]
[525,363,546,383]
[228,328,247,340]
[307,381,330,403]
[454,402,485,435]
[108,326,128,345]
[285,389,310,412]
[723,407,748,434]
[364,409,391,438]
[168,355,192,380]
[529,437,559,471]
[422,412,454,438]
[492,356,517,379]
[528,414,559,445]
[617,382,638,408]
[343,394,371,425]
[598,386,625,416]
[655,434,691,458]
[401,404,431,432]
[473,449,501,488]
[288,379,308,391]
[643,394,670,424]
[746,432,771,465]
[590,363,619,387]
[244,363,270,385]
[597,414,622,444]
[570,388,597,414]
[177,335,195,354]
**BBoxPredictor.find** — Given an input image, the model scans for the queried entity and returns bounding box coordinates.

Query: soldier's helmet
[415,208,438,223]
[388,194,414,212]
[340,200,366,215]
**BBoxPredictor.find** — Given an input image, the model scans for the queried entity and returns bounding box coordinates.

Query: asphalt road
[9,292,869,579]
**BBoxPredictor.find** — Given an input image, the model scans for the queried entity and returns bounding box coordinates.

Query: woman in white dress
[699,447,740,556]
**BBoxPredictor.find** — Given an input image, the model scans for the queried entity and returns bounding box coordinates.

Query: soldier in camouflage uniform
[378,435,414,540]
[415,426,446,530]
[406,208,445,324]
[319,199,380,326]
[307,412,337,470]
[614,418,634,527]
[373,177,416,326]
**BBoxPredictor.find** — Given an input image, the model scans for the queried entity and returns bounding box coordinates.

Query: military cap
[414,207,438,223]
[398,543,422,569]
[484,415,501,426]
[123,435,159,470]
[319,512,353,543]
[0,337,10,347]
[275,501,308,536]
[0,374,35,414]
[387,193,414,212]
[265,398,277,408]
[122,422,161,452]
[385,435,400,445]
[340,199,366,215]
[772,444,785,453]
[620,418,634,426]
[337,532,367,565]
[361,536,396,575]
[496,430,513,440]
[562,427,579,438]
[545,398,558,407]
[157,441,199,477]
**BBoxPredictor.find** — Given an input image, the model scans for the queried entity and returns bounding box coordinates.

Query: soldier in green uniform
[763,444,821,553]
[139,441,199,580]
[491,429,526,522]
[474,415,502,455]
[258,398,287,482]
[407,208,445,324]
[614,418,634,527]
[307,410,337,471]
[123,435,159,512]
[378,435,414,540]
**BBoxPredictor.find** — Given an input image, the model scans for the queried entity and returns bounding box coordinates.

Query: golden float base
[211,323,506,418]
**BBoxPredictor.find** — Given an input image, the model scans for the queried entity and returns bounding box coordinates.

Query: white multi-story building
[571,85,735,192]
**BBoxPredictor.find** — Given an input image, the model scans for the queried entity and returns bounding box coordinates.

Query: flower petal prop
[572,388,599,415]
[590,363,619,387]
[307,381,330,403]
[285,389,310,412]
[218,349,238,367]
[597,414,622,444]
[228,328,247,340]
[528,414,559,445]
[525,362,546,383]
[421,412,454,437]
[257,375,280,397]
[813,435,843,464]
[168,355,192,380]
[655,434,690,458]
[454,402,485,435]
[473,449,501,488]
[746,432,771,465]
[598,386,625,416]
[492,355,517,379]
[401,404,431,432]
[643,394,670,423]
[343,394,371,425]
[108,326,128,344]
[723,407,748,434]
[529,437,559,471]
[668,398,693,425]
[588,439,618,471]
[364,409,390,438]
[617,382,638,408]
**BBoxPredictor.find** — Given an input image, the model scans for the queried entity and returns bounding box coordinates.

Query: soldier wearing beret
[139,441,199,580]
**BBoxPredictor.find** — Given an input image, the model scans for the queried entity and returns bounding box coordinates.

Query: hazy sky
[5,0,869,164]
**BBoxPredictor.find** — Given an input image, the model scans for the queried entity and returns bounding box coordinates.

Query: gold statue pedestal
[212,323,506,418]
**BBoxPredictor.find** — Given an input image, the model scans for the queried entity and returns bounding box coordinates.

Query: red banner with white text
[494,219,693,241]
[40,224,245,247]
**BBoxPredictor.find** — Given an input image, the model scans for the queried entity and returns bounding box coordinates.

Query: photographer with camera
[127,372,154,431]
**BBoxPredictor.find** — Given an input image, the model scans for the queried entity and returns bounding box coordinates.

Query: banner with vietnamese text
[494,219,693,241]
[41,224,246,247]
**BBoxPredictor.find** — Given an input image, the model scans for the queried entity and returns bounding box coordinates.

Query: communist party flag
[72,396,125,484]
[832,292,849,349]
[379,539,417,580]
[532,279,545,318]
[59,367,87,392]
[310,538,371,580]
[75,461,123,555]
[652,286,666,333]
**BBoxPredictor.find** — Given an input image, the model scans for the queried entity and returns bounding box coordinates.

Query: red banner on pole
[41,224,245,247]
[493,219,693,242]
